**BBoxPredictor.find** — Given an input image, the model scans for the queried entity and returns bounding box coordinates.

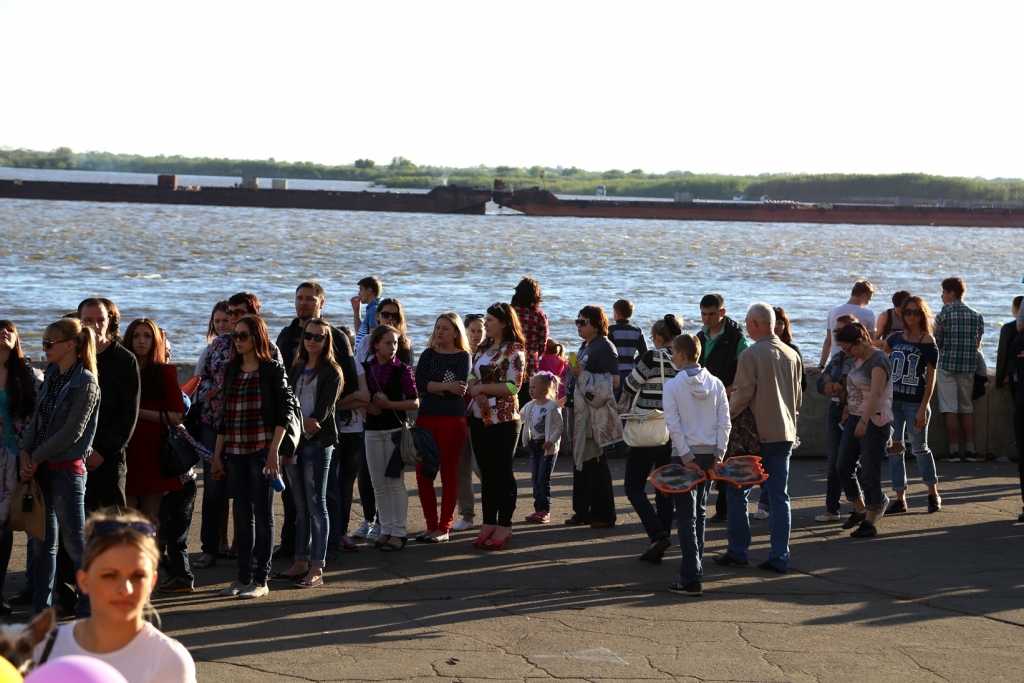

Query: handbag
[621,353,670,448]
[725,406,761,458]
[159,412,201,479]
[8,477,45,541]
[399,420,422,466]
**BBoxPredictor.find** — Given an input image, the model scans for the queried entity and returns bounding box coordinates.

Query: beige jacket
[729,335,803,443]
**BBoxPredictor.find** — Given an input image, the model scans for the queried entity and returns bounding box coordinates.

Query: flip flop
[380,537,407,552]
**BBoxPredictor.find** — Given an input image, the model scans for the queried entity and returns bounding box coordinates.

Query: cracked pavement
[8,457,1022,681]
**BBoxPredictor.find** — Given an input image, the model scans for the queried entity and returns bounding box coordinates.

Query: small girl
[538,338,569,405]
[520,372,563,523]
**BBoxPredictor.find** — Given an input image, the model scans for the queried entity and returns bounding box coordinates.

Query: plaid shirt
[514,306,548,379]
[224,371,269,455]
[935,300,984,374]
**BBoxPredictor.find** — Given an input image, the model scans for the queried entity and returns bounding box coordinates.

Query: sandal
[296,574,324,589]
[193,554,216,569]
[380,537,407,552]
[366,535,391,549]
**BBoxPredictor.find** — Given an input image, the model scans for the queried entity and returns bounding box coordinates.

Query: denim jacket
[22,363,101,465]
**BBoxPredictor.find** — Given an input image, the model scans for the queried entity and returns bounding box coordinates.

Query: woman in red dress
[124,318,185,521]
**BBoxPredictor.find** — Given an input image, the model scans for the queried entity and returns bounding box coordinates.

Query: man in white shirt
[816,280,877,370]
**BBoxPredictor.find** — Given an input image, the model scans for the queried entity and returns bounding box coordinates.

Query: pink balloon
[25,655,128,683]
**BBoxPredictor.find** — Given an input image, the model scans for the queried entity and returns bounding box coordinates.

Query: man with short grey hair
[713,302,803,574]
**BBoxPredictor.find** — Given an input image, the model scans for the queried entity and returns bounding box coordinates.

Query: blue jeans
[674,462,712,585]
[623,443,673,540]
[199,423,231,556]
[889,400,937,491]
[225,450,275,585]
[528,439,558,512]
[34,469,89,616]
[837,416,892,510]
[286,442,332,568]
[824,402,847,515]
[327,431,364,551]
[726,441,792,570]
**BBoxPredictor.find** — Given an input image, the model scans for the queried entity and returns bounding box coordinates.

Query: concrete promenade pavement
[6,457,1024,681]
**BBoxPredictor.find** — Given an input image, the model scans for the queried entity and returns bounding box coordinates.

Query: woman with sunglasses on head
[565,306,622,529]
[452,313,485,533]
[193,293,283,571]
[414,312,472,543]
[210,315,298,599]
[355,324,418,551]
[19,318,100,617]
[882,295,941,514]
[350,298,414,541]
[34,508,196,682]
[834,322,895,538]
[122,319,186,524]
[466,303,526,550]
[275,320,342,588]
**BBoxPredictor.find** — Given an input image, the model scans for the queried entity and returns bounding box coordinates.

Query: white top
[662,366,731,463]
[296,369,318,419]
[826,302,876,359]
[35,622,196,683]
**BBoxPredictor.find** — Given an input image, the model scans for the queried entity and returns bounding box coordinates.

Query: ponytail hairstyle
[544,337,565,360]
[44,318,97,377]
[530,370,559,401]
[650,314,682,346]
[478,302,526,354]
[0,319,37,421]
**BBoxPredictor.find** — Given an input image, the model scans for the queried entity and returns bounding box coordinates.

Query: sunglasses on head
[41,338,71,350]
[303,332,326,342]
[91,520,157,538]
[230,331,251,342]
[464,314,484,322]
[575,319,589,327]
[379,310,400,320]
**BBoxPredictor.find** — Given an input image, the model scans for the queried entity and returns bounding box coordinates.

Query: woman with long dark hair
[511,277,548,382]
[211,315,298,599]
[277,319,342,588]
[123,318,185,523]
[19,318,100,616]
[0,320,39,454]
[467,303,526,550]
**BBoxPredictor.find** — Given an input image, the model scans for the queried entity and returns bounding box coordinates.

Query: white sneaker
[238,582,269,599]
[219,580,249,597]
[814,512,840,523]
[752,509,769,520]
[451,518,476,532]
[367,522,382,540]
[351,520,372,539]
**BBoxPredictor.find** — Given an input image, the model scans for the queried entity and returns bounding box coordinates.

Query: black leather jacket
[286,362,342,447]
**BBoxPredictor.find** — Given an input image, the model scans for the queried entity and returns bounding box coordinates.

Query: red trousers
[415,414,467,533]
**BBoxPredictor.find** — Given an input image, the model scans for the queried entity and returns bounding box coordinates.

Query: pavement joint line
[895,647,954,683]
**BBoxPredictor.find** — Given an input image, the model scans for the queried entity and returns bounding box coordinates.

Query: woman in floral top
[467,303,526,551]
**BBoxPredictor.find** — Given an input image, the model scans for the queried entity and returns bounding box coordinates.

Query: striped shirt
[934,300,984,374]
[608,319,650,377]
[622,349,679,411]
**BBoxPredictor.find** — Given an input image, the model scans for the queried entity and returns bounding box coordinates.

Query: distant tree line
[3,147,1024,203]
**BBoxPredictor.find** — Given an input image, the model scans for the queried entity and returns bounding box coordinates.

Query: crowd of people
[0,272,1020,667]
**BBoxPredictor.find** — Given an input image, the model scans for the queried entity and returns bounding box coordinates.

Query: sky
[2,0,1023,178]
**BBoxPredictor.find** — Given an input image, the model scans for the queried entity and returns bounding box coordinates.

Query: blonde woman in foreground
[33,507,196,682]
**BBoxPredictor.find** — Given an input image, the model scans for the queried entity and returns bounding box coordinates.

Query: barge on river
[0,178,492,215]
[491,185,1024,228]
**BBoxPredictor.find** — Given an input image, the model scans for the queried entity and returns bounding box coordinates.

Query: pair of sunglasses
[379,310,401,321]
[230,331,251,342]
[464,313,484,323]
[303,332,327,342]
[902,308,923,317]
[575,319,589,327]
[92,520,157,538]
[228,308,248,318]
[42,338,71,350]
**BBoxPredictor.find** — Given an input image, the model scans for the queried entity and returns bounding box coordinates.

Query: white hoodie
[662,363,731,463]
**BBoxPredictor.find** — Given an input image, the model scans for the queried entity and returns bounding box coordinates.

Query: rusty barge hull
[0,180,491,215]
[492,188,1024,228]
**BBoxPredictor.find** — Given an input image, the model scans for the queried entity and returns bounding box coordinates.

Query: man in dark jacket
[696,294,749,523]
[273,282,359,559]
[79,298,141,510]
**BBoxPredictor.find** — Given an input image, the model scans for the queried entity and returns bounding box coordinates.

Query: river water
[1,168,1019,365]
